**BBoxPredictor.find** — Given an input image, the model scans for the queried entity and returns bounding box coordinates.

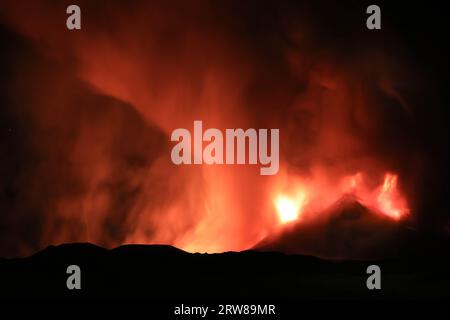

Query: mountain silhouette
[1,238,450,300]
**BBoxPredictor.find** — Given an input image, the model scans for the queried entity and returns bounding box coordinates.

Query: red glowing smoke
[0,0,424,258]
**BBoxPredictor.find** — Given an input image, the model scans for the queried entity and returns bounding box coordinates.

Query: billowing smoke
[0,0,448,258]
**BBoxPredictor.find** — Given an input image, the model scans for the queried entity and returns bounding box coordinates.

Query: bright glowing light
[376,173,409,220]
[275,193,305,223]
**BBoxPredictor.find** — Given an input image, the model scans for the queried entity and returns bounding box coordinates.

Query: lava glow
[376,173,409,220]
[273,171,409,226]
[275,193,306,224]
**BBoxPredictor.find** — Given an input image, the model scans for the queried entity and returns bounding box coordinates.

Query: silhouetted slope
[1,241,450,300]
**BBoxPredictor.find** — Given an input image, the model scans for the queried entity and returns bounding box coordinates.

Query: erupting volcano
[0,0,449,264]
[273,172,409,227]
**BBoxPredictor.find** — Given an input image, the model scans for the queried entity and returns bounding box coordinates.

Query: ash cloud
[0,0,448,257]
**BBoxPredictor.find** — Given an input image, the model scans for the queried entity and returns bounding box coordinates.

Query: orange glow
[275,192,306,224]
[272,171,409,226]
[0,1,416,256]
[376,173,409,220]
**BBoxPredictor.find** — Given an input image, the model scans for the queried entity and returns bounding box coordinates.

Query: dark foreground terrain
[1,240,450,301]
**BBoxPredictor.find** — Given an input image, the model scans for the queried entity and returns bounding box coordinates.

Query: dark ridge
[111,243,188,255]
[1,241,450,300]
[29,243,108,259]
